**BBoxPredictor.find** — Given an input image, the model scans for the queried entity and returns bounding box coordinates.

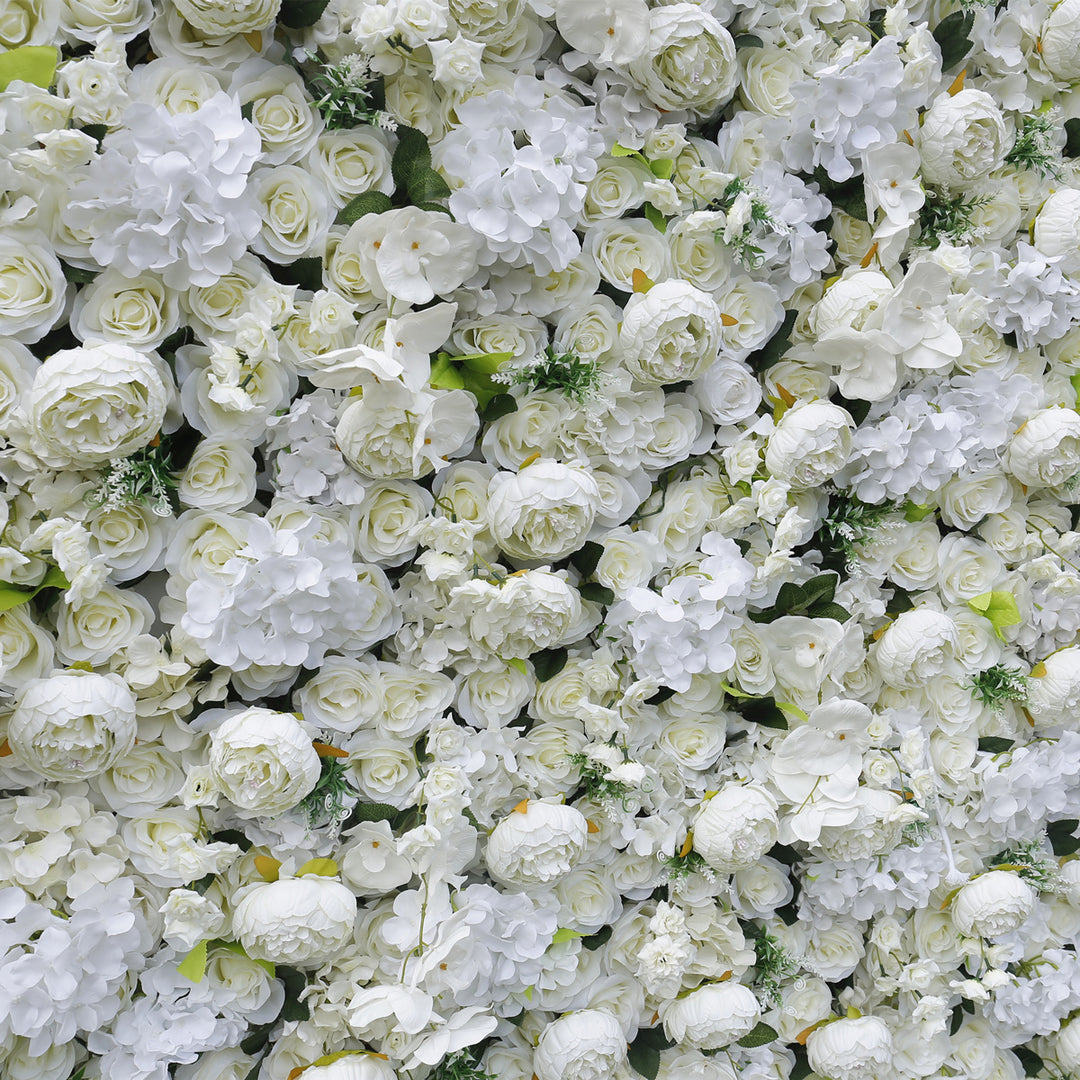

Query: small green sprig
[429,1050,496,1080]
[569,752,633,805]
[747,927,797,1008]
[709,177,780,269]
[917,188,993,249]
[989,838,1063,893]
[969,665,1030,711]
[85,440,177,517]
[298,755,360,829]
[1005,111,1063,180]
[662,848,713,884]
[822,490,899,567]
[498,345,600,404]
[308,53,396,132]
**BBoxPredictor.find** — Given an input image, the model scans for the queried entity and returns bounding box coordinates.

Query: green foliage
[738,1021,780,1048]
[278,0,329,27]
[932,9,975,69]
[747,572,850,624]
[709,177,779,268]
[1048,819,1080,857]
[746,926,798,1008]
[969,665,1030,711]
[0,45,57,91]
[917,188,993,249]
[628,1026,672,1080]
[569,752,634,805]
[0,565,69,614]
[820,489,899,569]
[84,439,178,517]
[429,1049,496,1080]
[745,309,796,373]
[531,647,568,682]
[499,344,601,404]
[1006,111,1064,180]
[298,755,360,829]
[661,848,712,882]
[989,838,1063,893]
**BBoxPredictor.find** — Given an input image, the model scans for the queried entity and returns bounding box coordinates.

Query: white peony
[300,1055,397,1080]
[534,1009,627,1080]
[691,784,779,873]
[1004,407,1080,490]
[806,1016,894,1080]
[873,608,962,689]
[1040,0,1080,81]
[764,401,853,489]
[951,871,1038,938]
[485,800,589,886]
[173,0,279,35]
[917,89,1009,190]
[661,983,761,1050]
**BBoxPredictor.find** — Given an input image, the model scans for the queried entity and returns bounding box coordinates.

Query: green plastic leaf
[737,1021,779,1048]
[407,165,451,205]
[297,857,338,878]
[643,202,667,233]
[776,701,809,723]
[277,965,310,1022]
[904,501,935,522]
[481,393,517,422]
[429,354,466,390]
[739,697,788,729]
[1071,372,1080,409]
[1014,1048,1045,1078]
[801,573,838,607]
[1065,118,1080,159]
[177,939,208,983]
[278,0,329,26]
[336,190,393,226]
[551,927,586,945]
[734,33,764,49]
[628,1027,672,1080]
[348,802,399,823]
[459,350,513,375]
[807,601,852,624]
[0,46,58,91]
[582,925,613,950]
[967,591,1022,640]
[570,540,603,578]
[391,125,432,190]
[506,656,528,676]
[932,9,975,70]
[977,737,1014,755]
[1048,818,1080,856]
[611,143,640,158]
[531,647,568,682]
[0,565,69,613]
[216,939,275,977]
[579,582,615,606]
[648,157,674,180]
[746,309,796,373]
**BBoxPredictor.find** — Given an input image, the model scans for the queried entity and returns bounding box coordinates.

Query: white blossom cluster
[1,2,1080,1080]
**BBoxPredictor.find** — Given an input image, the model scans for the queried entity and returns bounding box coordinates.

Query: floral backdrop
[1,0,1080,1079]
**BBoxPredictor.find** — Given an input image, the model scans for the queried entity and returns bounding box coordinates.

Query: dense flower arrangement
[2,0,1080,1079]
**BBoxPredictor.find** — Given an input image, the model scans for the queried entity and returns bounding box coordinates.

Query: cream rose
[0,229,68,345]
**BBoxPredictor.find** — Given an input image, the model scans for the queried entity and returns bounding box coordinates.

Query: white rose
[918,89,1009,189]
[619,280,723,387]
[1054,1015,1080,1073]
[208,708,321,817]
[0,229,67,344]
[1040,0,1080,81]
[234,60,321,167]
[581,156,650,224]
[662,983,761,1050]
[486,460,601,562]
[713,277,784,360]
[1005,407,1080,490]
[764,401,853,489]
[308,129,394,209]
[668,211,735,293]
[232,875,357,968]
[935,534,1006,606]
[874,608,962,688]
[939,472,1015,530]
[585,218,673,293]
[456,661,535,728]
[122,807,238,886]
[296,655,383,736]
[594,526,661,597]
[1031,188,1080,271]
[8,669,136,781]
[739,46,802,116]
[0,605,55,692]
[249,165,333,265]
[356,481,431,567]
[628,3,737,117]
[99,741,185,816]
[176,436,257,513]
[692,784,779,873]
[733,857,794,916]
[534,1009,627,1080]
[806,1016,894,1080]
[160,888,227,950]
[72,269,180,349]
[480,391,570,471]
[172,0,279,34]
[951,871,1038,937]
[29,342,170,468]
[347,737,420,809]
[54,581,153,665]
[485,800,589,886]
[174,1048,259,1080]
[776,977,833,1043]
[694,358,762,426]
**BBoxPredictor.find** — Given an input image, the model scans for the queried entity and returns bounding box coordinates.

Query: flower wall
[1,2,1080,1080]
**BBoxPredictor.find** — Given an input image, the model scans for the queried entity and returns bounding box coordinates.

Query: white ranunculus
[951,871,1038,938]
[692,784,779,873]
[1040,0,1080,81]
[619,280,723,387]
[534,1009,627,1080]
[485,800,589,886]
[764,400,853,489]
[8,669,137,781]
[172,0,279,34]
[874,608,962,688]
[806,1016,894,1080]
[1004,407,1080,490]
[28,343,170,468]
[486,460,601,562]
[917,89,1009,190]
[628,3,738,117]
[661,983,761,1050]
[232,875,358,968]
[208,708,321,817]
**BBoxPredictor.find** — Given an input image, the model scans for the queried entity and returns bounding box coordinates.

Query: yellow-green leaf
[776,701,809,722]
[297,858,338,878]
[215,939,276,977]
[0,565,70,613]
[903,501,935,522]
[177,939,208,983]
[967,591,1022,640]
[0,46,58,92]
[458,350,513,376]
[1070,372,1080,409]
[551,927,586,945]
[506,657,528,675]
[429,354,465,390]
[254,855,281,882]
[649,158,674,180]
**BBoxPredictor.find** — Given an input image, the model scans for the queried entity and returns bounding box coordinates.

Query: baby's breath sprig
[916,188,993,249]
[989,838,1064,893]
[298,755,360,830]
[1005,111,1064,180]
[746,926,798,1008]
[709,177,783,269]
[429,1049,496,1080]
[496,344,600,405]
[85,440,177,517]
[969,665,1030,711]
[569,752,633,805]
[308,52,396,132]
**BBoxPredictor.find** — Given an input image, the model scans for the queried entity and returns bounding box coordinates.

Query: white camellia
[1032,188,1080,272]
[27,343,170,468]
[485,800,589,886]
[231,875,357,968]
[951,870,1038,937]
[806,1016,894,1080]
[534,1009,627,1080]
[764,401,853,489]
[661,983,761,1050]
[8,669,137,781]
[1004,407,1080,490]
[619,279,723,387]
[691,784,779,872]
[917,89,1009,189]
[207,708,321,817]
[486,460,601,562]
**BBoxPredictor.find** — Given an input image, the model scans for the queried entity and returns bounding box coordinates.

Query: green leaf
[531,647,568,682]
[177,939,208,983]
[977,737,1014,755]
[628,1027,672,1080]
[801,573,838,607]
[648,158,674,180]
[790,1046,813,1080]
[1065,118,1080,159]
[1013,1048,1044,1077]
[611,143,641,158]
[581,924,613,950]
[459,350,513,375]
[0,45,58,91]
[481,393,517,422]
[738,697,788,730]
[551,927,586,945]
[0,565,69,613]
[807,601,851,624]
[737,1021,778,1048]
[277,965,311,1023]
[734,33,764,48]
[1048,819,1080,856]
[570,540,603,578]
[215,939,275,977]
[296,857,338,877]
[278,0,330,25]
[349,802,399,823]
[413,200,453,217]
[506,656,528,675]
[1070,372,1080,409]
[213,828,253,852]
[746,309,796,373]
[391,125,432,190]
[932,9,975,70]
[429,354,466,391]
[774,581,809,613]
[80,123,107,149]
[967,591,1022,640]
[903,501,935,522]
[767,842,801,866]
[643,202,667,233]
[62,261,98,285]
[776,701,809,723]
[274,255,324,291]
[336,190,393,226]
[407,165,451,205]
[579,582,615,606]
